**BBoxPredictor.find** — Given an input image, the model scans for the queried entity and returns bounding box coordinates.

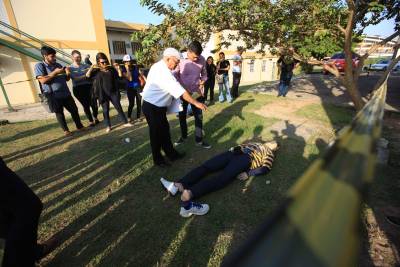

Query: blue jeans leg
[224,75,232,102]
[278,81,285,96]
[218,83,225,102]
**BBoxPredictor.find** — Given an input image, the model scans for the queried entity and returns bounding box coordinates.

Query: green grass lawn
[0,91,397,266]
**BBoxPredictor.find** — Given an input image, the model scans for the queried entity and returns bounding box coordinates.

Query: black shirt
[217,60,230,75]
[206,63,217,78]
[91,68,120,103]
[278,56,299,74]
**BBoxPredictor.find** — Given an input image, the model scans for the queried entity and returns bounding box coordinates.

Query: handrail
[0,20,72,61]
[0,37,43,61]
[223,79,388,267]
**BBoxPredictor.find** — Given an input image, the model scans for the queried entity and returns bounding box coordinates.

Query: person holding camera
[35,46,84,136]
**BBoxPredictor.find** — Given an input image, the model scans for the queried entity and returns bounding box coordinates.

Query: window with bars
[262,60,267,72]
[131,42,143,53]
[112,41,126,55]
[249,60,255,73]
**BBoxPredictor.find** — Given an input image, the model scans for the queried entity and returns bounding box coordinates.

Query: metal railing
[0,20,72,65]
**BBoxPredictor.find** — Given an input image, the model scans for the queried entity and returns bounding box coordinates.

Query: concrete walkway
[0,95,130,123]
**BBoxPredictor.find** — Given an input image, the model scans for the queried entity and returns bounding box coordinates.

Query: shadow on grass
[0,120,60,143]
[17,98,271,266]
[219,120,330,263]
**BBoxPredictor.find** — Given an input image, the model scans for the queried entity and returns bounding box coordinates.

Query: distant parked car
[323,52,359,75]
[369,59,400,71]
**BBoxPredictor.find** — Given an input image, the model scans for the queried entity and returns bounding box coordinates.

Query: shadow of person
[0,120,60,143]
[219,119,311,262]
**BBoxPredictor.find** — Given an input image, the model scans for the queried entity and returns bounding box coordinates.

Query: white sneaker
[179,202,209,217]
[160,177,178,196]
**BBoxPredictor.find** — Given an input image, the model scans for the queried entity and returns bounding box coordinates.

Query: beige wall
[203,31,279,85]
[9,0,96,42]
[0,0,109,107]
[0,47,36,105]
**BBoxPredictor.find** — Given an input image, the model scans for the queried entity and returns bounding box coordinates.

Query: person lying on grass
[161,141,279,217]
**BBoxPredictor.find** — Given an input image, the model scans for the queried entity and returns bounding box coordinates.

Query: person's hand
[237,172,249,181]
[53,68,64,75]
[113,63,120,69]
[194,101,207,111]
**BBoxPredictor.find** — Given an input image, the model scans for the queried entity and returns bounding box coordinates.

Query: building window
[131,42,142,53]
[249,60,255,72]
[112,41,126,55]
[262,60,266,72]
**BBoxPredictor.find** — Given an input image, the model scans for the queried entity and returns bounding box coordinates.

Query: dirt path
[253,97,334,142]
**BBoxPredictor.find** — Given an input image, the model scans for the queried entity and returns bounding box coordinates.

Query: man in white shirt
[231,48,243,98]
[142,48,207,167]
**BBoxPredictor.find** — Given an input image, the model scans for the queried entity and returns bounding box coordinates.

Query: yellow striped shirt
[238,143,275,171]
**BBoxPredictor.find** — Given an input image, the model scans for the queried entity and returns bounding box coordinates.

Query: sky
[103,0,396,38]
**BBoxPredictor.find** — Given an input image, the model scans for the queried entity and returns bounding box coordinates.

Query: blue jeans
[218,74,232,102]
[178,151,251,198]
[278,72,293,96]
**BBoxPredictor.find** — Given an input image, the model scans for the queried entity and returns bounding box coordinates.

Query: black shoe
[386,215,400,227]
[35,235,59,262]
[196,141,212,149]
[94,119,100,125]
[169,152,185,161]
[174,137,186,146]
[155,161,171,168]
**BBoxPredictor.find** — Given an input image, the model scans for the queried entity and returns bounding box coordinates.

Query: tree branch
[337,24,346,34]
[368,54,400,98]
[363,31,400,59]
[354,31,400,81]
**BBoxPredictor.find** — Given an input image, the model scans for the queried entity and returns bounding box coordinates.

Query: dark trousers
[0,157,43,267]
[178,151,251,198]
[73,84,98,123]
[127,88,142,119]
[54,95,83,132]
[204,78,215,101]
[231,72,242,98]
[278,71,293,96]
[101,92,128,127]
[142,100,179,164]
[178,96,204,142]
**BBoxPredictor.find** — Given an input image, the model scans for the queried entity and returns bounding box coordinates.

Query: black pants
[231,72,242,98]
[178,96,204,142]
[127,88,142,119]
[0,157,43,267]
[54,95,83,132]
[142,100,179,164]
[101,92,128,127]
[178,151,251,198]
[204,78,215,101]
[73,84,98,123]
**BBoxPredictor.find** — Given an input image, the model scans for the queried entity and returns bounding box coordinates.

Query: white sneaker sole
[179,205,210,217]
[160,177,178,196]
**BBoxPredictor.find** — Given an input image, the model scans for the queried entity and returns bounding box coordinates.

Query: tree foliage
[137,0,400,110]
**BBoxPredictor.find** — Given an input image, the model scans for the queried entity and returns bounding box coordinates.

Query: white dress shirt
[142,60,186,107]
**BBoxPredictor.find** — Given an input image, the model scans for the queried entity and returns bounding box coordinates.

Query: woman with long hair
[204,56,216,103]
[86,53,132,132]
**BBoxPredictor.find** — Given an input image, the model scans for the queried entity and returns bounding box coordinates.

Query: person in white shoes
[161,141,279,217]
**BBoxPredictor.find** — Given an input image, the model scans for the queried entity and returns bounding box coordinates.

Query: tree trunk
[343,1,365,111]
[344,78,364,110]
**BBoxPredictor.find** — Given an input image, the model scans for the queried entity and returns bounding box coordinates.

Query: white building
[105,20,146,63]
[355,35,398,58]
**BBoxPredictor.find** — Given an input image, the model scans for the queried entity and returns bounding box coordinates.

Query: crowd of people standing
[1,41,301,266]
